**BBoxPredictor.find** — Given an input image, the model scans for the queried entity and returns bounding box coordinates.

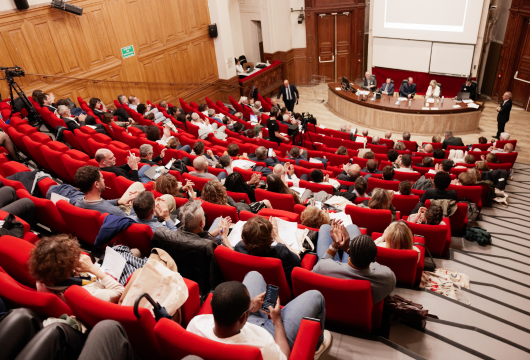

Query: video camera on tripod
[299,112,317,132]
[0,65,42,128]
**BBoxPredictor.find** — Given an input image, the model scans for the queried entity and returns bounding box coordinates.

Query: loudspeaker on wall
[209,24,218,38]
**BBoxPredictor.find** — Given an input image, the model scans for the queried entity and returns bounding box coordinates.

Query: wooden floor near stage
[281,85,530,165]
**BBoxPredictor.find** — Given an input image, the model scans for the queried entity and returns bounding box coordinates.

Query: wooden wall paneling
[336,13,351,81]
[354,6,364,81]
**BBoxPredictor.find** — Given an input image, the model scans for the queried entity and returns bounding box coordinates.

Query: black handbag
[413,238,436,272]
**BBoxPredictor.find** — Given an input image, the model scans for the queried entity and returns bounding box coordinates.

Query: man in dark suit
[460,77,477,101]
[362,72,377,92]
[37,92,57,113]
[380,78,394,95]
[95,148,140,182]
[411,172,457,214]
[277,80,299,112]
[494,92,512,139]
[399,77,416,99]
[441,130,465,150]
[57,105,106,134]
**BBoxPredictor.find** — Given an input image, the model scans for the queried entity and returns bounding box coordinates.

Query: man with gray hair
[339,124,357,141]
[402,132,418,151]
[95,148,140,182]
[362,129,369,137]
[252,101,264,116]
[371,136,380,145]
[249,146,281,167]
[190,157,219,181]
[57,105,106,134]
[441,130,464,150]
[177,199,233,248]
[384,131,392,139]
[495,92,512,139]
[139,144,166,166]
[207,109,222,124]
[418,143,434,154]
[337,163,361,185]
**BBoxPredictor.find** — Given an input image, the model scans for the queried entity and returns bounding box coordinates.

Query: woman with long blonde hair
[426,79,440,98]
[358,188,397,221]
[374,221,421,262]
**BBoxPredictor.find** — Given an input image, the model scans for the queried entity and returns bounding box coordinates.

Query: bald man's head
[424,144,433,153]
[193,157,208,172]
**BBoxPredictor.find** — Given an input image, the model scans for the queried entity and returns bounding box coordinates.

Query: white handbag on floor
[420,268,470,304]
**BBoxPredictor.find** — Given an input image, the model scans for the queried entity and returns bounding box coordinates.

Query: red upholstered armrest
[396,211,401,220]
[23,232,40,244]
[198,293,213,315]
[294,204,306,216]
[301,254,317,271]
[181,277,201,327]
[359,227,367,235]
[290,318,321,360]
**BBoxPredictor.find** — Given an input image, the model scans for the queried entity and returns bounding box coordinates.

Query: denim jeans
[317,224,361,263]
[243,271,325,350]
[217,172,228,181]
[177,144,192,153]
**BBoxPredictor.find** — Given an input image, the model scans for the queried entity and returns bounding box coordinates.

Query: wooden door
[317,14,335,81]
[512,19,530,108]
[336,13,351,82]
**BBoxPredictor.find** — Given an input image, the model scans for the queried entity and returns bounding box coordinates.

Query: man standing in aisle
[494,92,512,140]
[277,80,299,112]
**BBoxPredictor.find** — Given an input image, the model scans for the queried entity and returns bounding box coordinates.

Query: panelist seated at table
[380,78,394,95]
[399,77,417,99]
[425,80,441,98]
[362,72,377,91]
[235,59,249,78]
[460,77,477,101]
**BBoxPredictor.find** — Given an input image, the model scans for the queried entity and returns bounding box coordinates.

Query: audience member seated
[385,131,392,140]
[397,180,412,195]
[266,174,302,205]
[336,146,348,155]
[417,156,434,168]
[178,199,232,248]
[217,154,233,176]
[476,161,489,172]
[432,135,442,144]
[222,115,235,131]
[337,163,361,183]
[166,136,191,154]
[478,136,488,145]
[358,188,397,221]
[154,173,196,199]
[146,125,174,147]
[411,172,457,214]
[371,136,380,145]
[74,165,140,216]
[249,146,281,167]
[374,221,420,262]
[362,159,381,177]
[339,124,357,141]
[350,176,369,198]
[186,273,328,360]
[485,153,499,164]
[442,130,464,150]
[95,148,140,182]
[57,105,106,134]
[88,97,108,118]
[0,131,20,161]
[273,163,301,183]
[0,185,35,224]
[362,151,375,160]
[433,148,446,159]
[227,143,240,157]
[129,191,177,231]
[464,154,475,164]
[395,154,416,172]
[417,143,433,154]
[313,221,396,304]
[382,166,396,181]
[139,144,167,166]
[224,172,260,203]
[310,169,340,191]
[190,157,221,181]
[286,146,307,165]
[402,132,418,151]
[202,180,271,213]
[408,204,445,225]
[453,171,477,186]
[235,216,301,288]
[489,142,514,154]
[301,205,331,229]
[394,141,406,151]
[192,141,219,167]
[37,92,57,113]
[29,234,125,303]
[387,149,399,167]
[252,101,264,115]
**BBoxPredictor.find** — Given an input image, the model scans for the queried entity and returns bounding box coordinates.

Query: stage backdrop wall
[0,0,230,107]
[371,67,471,98]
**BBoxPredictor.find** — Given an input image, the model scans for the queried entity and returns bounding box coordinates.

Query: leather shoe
[492,135,499,139]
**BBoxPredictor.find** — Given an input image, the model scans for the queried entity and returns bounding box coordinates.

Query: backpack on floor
[464,227,492,246]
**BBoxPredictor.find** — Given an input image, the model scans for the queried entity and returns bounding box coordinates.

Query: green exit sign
[121,45,135,59]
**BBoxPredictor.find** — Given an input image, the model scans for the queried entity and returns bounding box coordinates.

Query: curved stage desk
[327,83,484,135]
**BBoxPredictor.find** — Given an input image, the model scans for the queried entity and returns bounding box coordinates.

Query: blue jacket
[95,215,135,247]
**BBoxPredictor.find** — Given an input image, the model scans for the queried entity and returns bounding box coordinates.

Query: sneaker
[492,135,499,139]
[314,330,332,360]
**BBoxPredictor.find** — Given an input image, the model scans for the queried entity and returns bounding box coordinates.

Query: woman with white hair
[426,80,441,98]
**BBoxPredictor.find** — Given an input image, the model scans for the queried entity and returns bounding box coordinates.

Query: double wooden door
[512,19,530,110]
[317,13,352,83]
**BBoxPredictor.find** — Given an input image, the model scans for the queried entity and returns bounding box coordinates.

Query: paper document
[232,159,256,170]
[467,104,480,109]
[318,125,326,129]
[50,192,71,204]
[102,246,127,280]
[228,218,299,249]
[398,97,408,101]
[431,108,439,110]
[422,107,430,110]
[309,158,322,163]
[452,105,461,108]
[335,87,342,90]
[290,187,306,198]
[86,125,98,129]
[462,100,474,104]
[426,98,435,103]
[329,212,353,227]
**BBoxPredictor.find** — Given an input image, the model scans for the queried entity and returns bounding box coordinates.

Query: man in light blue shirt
[128,191,177,232]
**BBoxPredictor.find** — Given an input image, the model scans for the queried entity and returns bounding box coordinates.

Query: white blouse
[426,85,440,98]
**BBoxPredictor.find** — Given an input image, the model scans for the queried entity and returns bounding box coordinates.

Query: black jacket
[337,171,358,183]
[399,82,417,98]
[497,99,512,123]
[277,84,299,102]
[100,164,139,182]
[460,82,477,101]
[442,136,465,150]
[412,188,458,214]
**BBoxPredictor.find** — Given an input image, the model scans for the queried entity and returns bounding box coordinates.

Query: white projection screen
[430,43,474,76]
[372,37,432,73]
[372,0,484,44]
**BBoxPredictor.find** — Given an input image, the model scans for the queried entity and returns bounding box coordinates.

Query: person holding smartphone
[186,271,330,360]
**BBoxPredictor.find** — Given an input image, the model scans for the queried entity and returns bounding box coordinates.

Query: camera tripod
[1,66,43,129]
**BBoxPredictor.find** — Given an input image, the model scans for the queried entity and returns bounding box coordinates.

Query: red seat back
[367,143,388,154]
[495,152,518,165]
[227,191,250,204]
[398,140,418,152]
[367,177,400,192]
[392,194,420,216]
[114,223,153,256]
[448,184,482,207]
[22,136,54,174]
[256,209,300,223]
[344,205,392,236]
[182,173,212,191]
[0,235,36,288]
[393,171,421,182]
[154,318,262,360]
[495,139,517,151]
[56,200,105,245]
[201,201,239,228]
[379,138,394,149]
[255,188,295,212]
[16,189,70,234]
[325,153,350,167]
[214,246,292,304]
[233,167,261,182]
[405,219,451,256]
[61,154,88,184]
[73,129,95,156]
[299,179,334,195]
[64,285,163,359]
[291,267,380,332]
[41,146,75,184]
